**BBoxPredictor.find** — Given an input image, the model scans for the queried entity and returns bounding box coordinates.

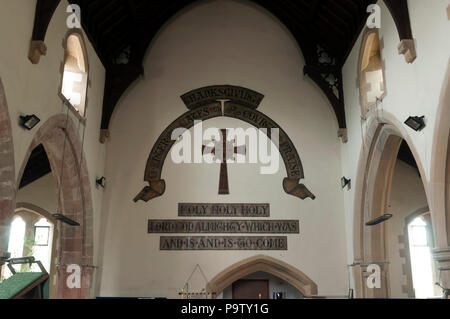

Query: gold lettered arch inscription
[134,85,315,202]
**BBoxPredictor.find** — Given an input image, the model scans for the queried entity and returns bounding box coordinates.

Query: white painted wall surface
[99,0,348,298]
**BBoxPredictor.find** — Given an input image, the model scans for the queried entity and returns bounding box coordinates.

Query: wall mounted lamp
[19,114,40,130]
[96,176,106,188]
[341,177,351,189]
[404,116,425,131]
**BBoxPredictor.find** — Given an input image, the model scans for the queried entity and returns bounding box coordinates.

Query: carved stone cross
[202,129,246,195]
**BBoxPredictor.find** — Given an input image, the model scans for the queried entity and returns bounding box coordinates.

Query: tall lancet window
[60,32,88,117]
[2,217,26,279]
[359,30,386,118]
[407,215,440,298]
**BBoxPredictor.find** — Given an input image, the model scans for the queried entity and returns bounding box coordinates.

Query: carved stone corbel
[398,39,417,64]
[28,40,47,64]
[338,128,348,143]
[99,129,110,144]
[383,0,417,64]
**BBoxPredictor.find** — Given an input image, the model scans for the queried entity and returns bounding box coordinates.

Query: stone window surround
[357,28,387,121]
[57,29,90,125]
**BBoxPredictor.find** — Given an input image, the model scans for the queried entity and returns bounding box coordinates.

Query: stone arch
[351,111,430,298]
[0,78,15,276]
[15,202,57,223]
[14,203,59,298]
[429,58,450,288]
[206,255,318,298]
[16,114,94,298]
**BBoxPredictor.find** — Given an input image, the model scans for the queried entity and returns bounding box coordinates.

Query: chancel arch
[16,114,94,298]
[206,255,318,298]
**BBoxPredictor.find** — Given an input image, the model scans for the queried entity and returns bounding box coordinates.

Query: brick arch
[0,78,15,272]
[16,114,94,298]
[206,255,318,298]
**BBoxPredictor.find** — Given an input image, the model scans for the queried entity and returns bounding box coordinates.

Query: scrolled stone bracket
[99,129,110,144]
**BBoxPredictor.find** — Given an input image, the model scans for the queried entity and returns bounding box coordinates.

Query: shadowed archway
[206,255,318,298]
[16,114,94,298]
[352,112,430,298]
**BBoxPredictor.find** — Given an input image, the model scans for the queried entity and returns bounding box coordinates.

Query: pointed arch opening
[15,114,94,298]
[358,29,387,119]
[206,255,317,298]
[352,115,435,298]
[59,31,89,118]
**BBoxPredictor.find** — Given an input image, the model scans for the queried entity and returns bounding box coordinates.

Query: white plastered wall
[98,0,349,298]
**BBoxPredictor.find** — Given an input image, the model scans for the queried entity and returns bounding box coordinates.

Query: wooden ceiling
[71,0,377,132]
[32,0,413,136]
[70,0,374,67]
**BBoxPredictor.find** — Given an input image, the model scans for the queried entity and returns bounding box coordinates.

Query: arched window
[358,30,386,118]
[2,217,26,278]
[407,215,440,298]
[31,218,54,273]
[60,32,88,117]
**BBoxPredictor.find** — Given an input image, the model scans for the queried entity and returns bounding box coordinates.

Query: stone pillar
[0,225,10,278]
[433,247,450,299]
[351,261,390,298]
[0,225,10,256]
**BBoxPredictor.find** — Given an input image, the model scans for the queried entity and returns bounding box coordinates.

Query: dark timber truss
[30,0,415,139]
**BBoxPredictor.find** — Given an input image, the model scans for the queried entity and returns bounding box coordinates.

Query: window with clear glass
[2,217,26,279]
[407,216,440,298]
[31,218,53,273]
[60,33,88,117]
[359,31,386,118]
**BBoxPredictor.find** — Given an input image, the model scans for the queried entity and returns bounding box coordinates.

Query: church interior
[0,0,449,300]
